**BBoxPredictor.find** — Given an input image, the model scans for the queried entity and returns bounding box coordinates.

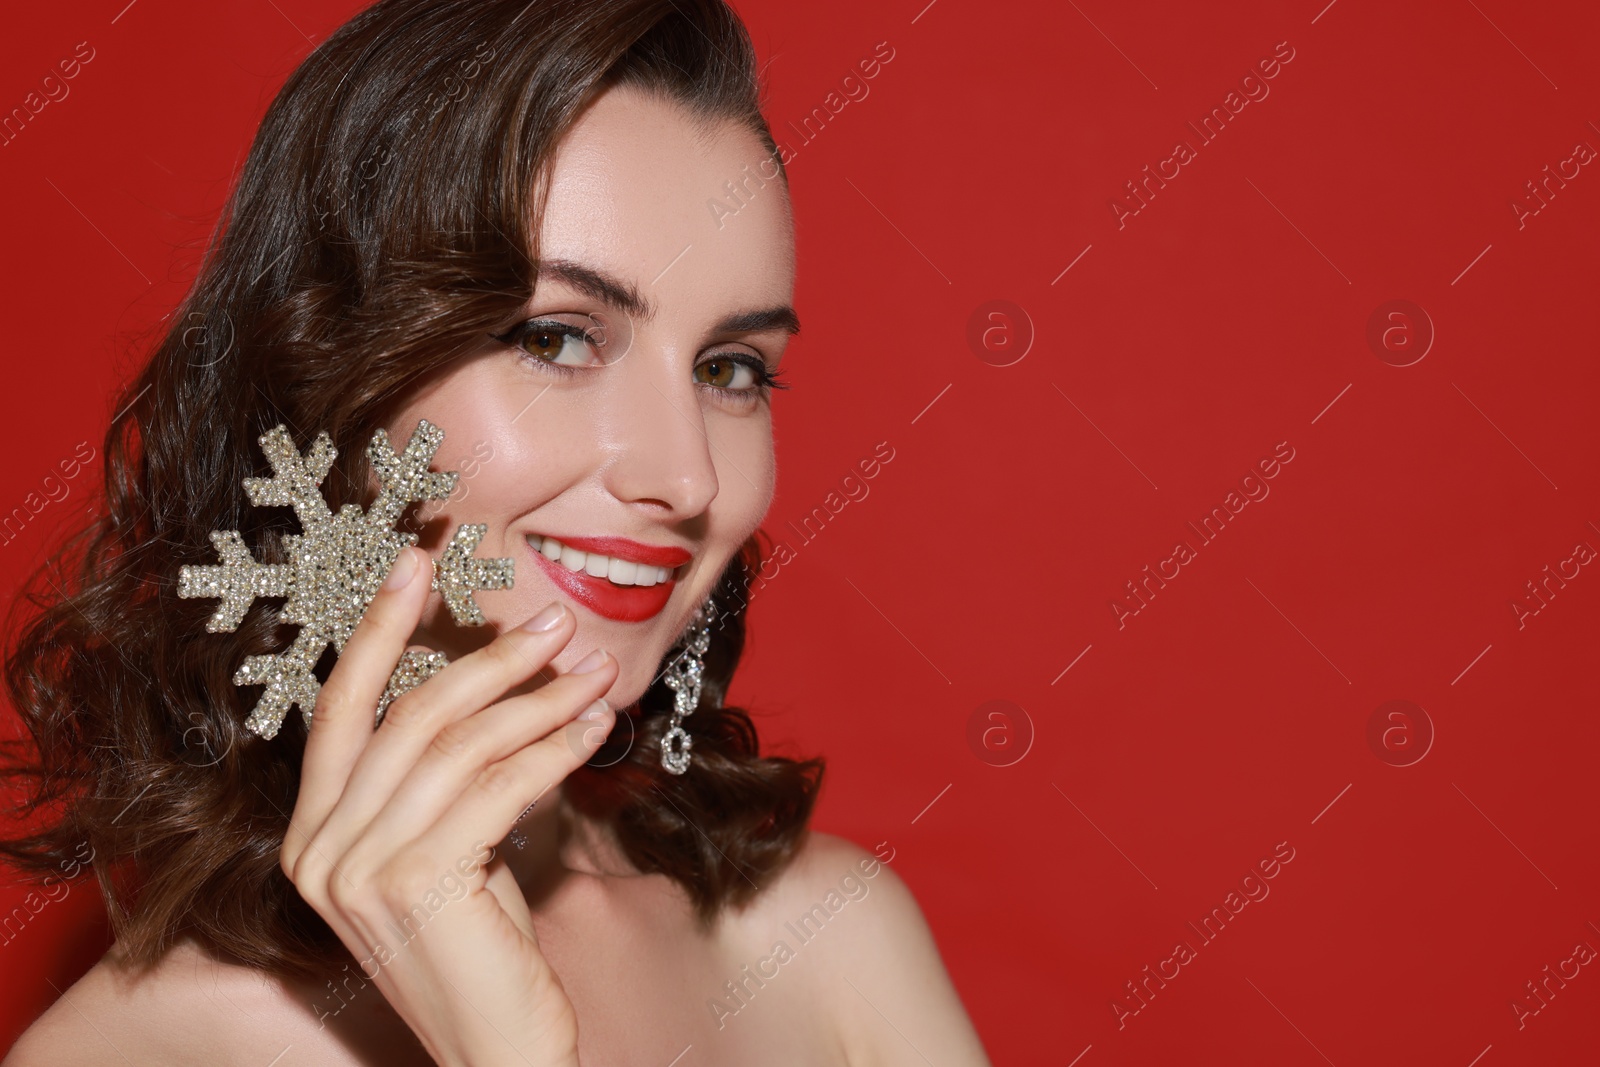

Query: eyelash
[493,319,790,400]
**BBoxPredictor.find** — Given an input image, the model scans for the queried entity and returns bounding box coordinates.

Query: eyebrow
[536,257,801,336]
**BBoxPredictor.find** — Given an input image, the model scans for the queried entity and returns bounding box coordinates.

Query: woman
[0,0,991,1063]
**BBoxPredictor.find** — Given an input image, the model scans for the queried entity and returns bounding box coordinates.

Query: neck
[498,776,640,897]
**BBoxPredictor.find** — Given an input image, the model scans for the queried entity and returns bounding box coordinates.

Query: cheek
[383,375,584,545]
[709,411,776,531]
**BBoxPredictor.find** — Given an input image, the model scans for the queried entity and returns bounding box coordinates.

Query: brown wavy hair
[0,0,822,979]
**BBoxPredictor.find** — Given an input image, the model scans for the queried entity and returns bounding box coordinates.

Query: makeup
[525,533,690,622]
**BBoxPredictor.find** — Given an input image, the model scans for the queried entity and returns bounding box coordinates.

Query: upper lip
[528,532,693,569]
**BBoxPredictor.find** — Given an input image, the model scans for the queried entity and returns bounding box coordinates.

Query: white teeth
[529,535,675,587]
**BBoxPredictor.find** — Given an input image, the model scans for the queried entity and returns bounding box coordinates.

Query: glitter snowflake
[178,418,514,739]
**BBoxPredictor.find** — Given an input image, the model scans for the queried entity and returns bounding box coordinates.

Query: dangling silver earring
[660,596,716,775]
[508,796,538,850]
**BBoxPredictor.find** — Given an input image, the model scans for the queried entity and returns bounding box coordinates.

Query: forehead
[535,85,795,312]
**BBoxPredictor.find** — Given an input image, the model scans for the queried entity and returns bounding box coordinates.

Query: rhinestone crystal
[658,598,715,775]
[179,419,514,739]
[374,648,452,724]
[661,725,692,775]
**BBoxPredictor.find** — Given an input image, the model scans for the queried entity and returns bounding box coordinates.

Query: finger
[481,858,538,941]
[287,545,432,866]
[350,661,617,853]
[369,599,574,745]
[311,606,585,858]
[402,700,618,869]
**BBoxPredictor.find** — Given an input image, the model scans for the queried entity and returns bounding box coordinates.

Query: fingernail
[579,698,610,722]
[569,649,608,674]
[383,548,419,590]
[519,601,567,632]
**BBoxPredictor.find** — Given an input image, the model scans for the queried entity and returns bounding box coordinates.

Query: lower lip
[526,540,677,622]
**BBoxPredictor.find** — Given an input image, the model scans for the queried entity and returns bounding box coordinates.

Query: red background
[4,1,1599,1063]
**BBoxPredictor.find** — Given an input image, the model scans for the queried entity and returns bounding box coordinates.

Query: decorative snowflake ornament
[178,418,514,739]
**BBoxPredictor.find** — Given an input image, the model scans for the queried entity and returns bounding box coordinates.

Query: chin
[606,670,653,712]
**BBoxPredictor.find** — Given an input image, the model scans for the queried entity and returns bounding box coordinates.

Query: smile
[524,533,691,623]
[529,534,677,586]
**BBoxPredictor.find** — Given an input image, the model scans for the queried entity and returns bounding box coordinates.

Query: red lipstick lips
[526,534,690,623]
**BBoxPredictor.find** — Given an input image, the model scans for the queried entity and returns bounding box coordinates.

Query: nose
[598,347,720,518]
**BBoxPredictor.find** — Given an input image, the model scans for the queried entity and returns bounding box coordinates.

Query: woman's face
[384,84,796,707]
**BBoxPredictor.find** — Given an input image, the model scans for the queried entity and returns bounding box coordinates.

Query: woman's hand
[280,545,617,1067]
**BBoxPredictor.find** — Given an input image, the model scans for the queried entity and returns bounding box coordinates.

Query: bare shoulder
[3,938,353,1067]
[733,831,992,1067]
[747,830,941,970]
[754,830,896,905]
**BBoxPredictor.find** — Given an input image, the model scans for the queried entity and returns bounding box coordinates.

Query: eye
[694,353,787,401]
[695,355,758,390]
[494,319,603,370]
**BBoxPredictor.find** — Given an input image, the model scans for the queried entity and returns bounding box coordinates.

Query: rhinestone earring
[660,596,716,775]
[508,796,538,850]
